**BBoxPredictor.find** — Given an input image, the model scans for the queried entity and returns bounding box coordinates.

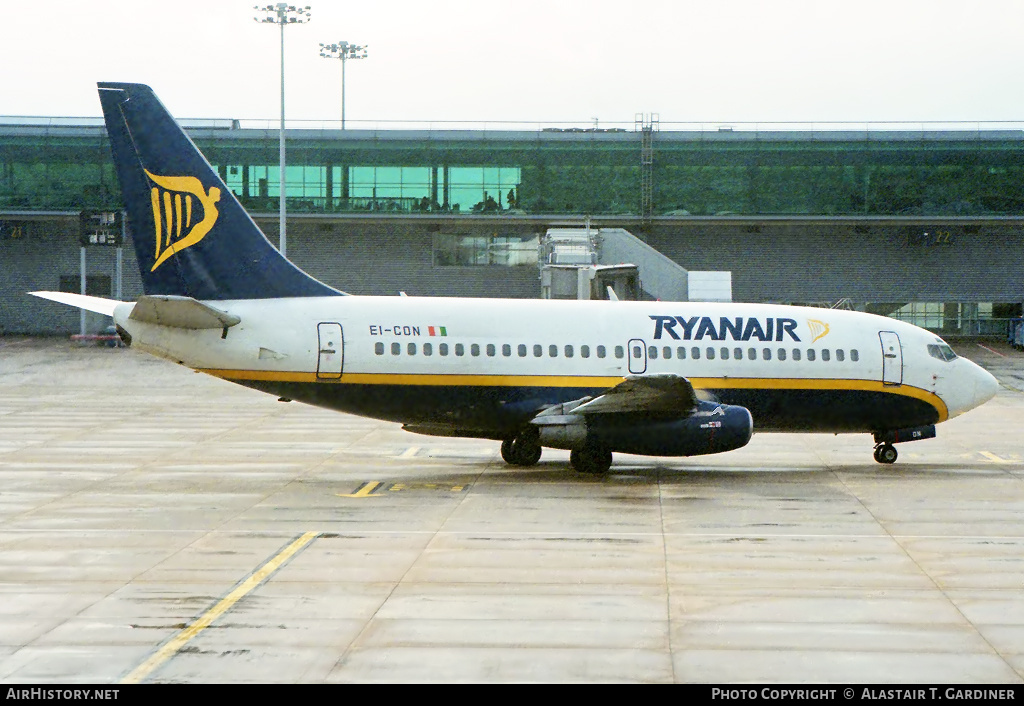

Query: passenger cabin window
[747,348,756,361]
[706,347,715,360]
[408,342,417,355]
[440,343,449,356]
[677,347,687,360]
[763,348,772,361]
[615,346,624,359]
[632,345,643,359]
[691,347,700,360]
[778,348,787,361]
[597,345,606,359]
[806,349,815,361]
[533,344,542,357]
[581,345,590,358]
[792,349,801,361]
[836,349,845,362]
[720,347,729,360]
[486,344,495,357]
[549,344,558,357]
[471,343,479,356]
[375,342,385,355]
[851,350,859,362]
[648,346,658,360]
[518,344,528,357]
[821,349,829,362]
[391,342,401,355]
[565,345,574,358]
[456,343,465,356]
[663,347,672,359]
[423,342,433,356]
[502,344,511,357]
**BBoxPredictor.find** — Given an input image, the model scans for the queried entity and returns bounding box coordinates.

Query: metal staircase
[636,113,659,229]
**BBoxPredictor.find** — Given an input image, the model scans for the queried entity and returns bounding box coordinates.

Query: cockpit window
[927,343,957,362]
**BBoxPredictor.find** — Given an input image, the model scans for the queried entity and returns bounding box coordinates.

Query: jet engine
[533,400,753,457]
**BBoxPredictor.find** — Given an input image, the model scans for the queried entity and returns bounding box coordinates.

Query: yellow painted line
[398,446,420,459]
[337,481,384,498]
[119,531,319,684]
[980,451,1013,464]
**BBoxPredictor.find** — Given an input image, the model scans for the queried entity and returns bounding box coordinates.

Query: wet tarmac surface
[1,336,1022,683]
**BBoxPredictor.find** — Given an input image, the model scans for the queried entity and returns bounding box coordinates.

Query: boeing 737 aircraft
[32,83,1000,473]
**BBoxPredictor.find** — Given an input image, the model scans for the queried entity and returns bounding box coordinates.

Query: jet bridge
[539,226,731,302]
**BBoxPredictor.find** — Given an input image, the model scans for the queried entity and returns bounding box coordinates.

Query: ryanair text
[650,316,801,342]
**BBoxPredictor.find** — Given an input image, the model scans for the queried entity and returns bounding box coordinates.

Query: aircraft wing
[570,374,700,415]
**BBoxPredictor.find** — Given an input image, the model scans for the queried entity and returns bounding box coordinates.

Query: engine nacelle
[535,402,753,457]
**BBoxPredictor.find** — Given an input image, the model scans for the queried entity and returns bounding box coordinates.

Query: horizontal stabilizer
[30,291,121,316]
[128,295,240,329]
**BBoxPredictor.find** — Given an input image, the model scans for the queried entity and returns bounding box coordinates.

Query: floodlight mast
[319,41,368,129]
[254,3,311,257]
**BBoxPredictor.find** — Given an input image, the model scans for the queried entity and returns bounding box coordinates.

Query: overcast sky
[3,0,1022,126]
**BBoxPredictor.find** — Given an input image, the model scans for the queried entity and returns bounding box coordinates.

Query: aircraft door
[317,322,344,379]
[879,331,902,386]
[628,338,647,374]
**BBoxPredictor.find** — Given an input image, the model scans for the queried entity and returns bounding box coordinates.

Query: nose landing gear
[871,426,935,464]
[873,443,898,464]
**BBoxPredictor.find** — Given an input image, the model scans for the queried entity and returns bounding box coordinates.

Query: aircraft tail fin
[97,83,342,300]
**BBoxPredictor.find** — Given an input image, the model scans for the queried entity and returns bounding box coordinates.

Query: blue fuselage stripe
[238,379,939,437]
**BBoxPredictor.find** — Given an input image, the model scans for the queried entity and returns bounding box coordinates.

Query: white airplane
[32,83,999,473]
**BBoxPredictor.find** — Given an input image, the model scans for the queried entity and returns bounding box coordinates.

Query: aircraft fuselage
[112,295,996,442]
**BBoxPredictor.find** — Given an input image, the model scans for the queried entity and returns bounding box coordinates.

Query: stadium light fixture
[254,3,312,257]
[319,41,368,129]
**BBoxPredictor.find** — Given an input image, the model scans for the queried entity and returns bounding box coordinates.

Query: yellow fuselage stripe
[199,369,948,423]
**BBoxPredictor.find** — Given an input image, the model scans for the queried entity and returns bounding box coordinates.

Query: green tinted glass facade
[2,123,1023,217]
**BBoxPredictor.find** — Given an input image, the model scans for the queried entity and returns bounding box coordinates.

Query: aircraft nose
[943,359,1000,419]
[973,364,1000,406]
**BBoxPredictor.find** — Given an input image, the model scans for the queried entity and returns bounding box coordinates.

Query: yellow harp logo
[807,319,831,343]
[145,170,221,271]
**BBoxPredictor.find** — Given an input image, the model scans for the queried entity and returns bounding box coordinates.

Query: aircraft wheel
[875,443,898,464]
[501,432,542,467]
[500,438,515,464]
[570,447,613,474]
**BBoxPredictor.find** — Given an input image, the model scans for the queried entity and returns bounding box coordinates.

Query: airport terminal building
[2,114,1022,335]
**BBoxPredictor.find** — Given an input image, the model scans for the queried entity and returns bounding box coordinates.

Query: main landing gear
[569,446,613,475]
[499,430,614,475]
[500,430,542,467]
[873,443,898,464]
